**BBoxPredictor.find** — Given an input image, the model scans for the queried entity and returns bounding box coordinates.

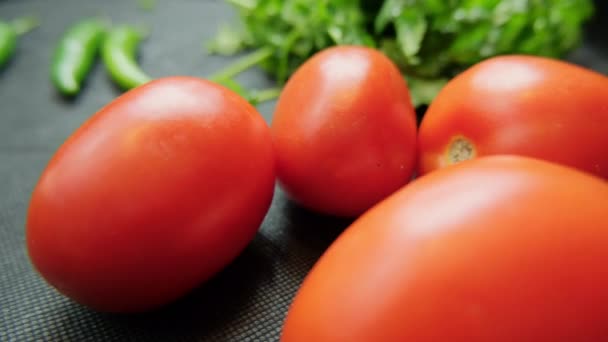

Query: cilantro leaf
[208,0,595,106]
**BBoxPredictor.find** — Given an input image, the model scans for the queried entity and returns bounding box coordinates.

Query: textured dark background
[1,0,607,341]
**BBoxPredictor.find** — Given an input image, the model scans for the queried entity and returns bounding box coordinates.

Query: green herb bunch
[208,0,595,106]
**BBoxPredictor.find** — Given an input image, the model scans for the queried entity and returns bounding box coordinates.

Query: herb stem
[225,0,257,11]
[11,16,39,35]
[208,46,274,82]
[137,0,157,11]
[250,87,282,104]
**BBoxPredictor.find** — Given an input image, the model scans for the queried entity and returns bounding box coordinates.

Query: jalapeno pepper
[51,19,107,96]
[101,25,151,90]
[0,22,17,69]
[0,16,38,69]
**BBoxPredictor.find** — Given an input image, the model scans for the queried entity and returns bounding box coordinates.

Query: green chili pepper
[101,25,151,90]
[0,22,17,69]
[0,16,39,69]
[51,19,107,96]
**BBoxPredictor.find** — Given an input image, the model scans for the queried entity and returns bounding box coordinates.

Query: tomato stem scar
[446,136,475,164]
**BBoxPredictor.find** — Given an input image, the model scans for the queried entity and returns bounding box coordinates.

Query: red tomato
[26,77,275,312]
[271,46,417,218]
[418,55,608,178]
[282,155,608,342]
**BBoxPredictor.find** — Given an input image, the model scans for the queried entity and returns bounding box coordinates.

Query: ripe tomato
[26,77,275,312]
[282,156,608,341]
[271,46,417,218]
[418,55,608,178]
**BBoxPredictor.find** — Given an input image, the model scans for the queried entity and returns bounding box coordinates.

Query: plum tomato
[26,77,276,312]
[282,155,608,342]
[418,55,608,178]
[271,46,418,218]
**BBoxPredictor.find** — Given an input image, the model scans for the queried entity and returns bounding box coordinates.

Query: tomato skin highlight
[281,155,608,342]
[271,46,417,218]
[418,55,608,178]
[26,77,276,313]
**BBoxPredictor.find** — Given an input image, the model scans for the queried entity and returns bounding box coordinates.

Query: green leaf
[213,0,595,107]
[448,22,492,64]
[394,9,427,62]
[406,76,448,107]
[375,0,404,34]
[493,13,528,54]
[206,25,247,56]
